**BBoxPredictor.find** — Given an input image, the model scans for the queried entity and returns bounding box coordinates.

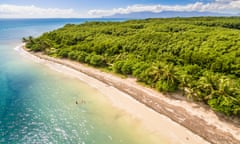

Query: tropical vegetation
[23,17,240,116]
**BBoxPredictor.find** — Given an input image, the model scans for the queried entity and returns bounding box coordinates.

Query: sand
[17,44,240,144]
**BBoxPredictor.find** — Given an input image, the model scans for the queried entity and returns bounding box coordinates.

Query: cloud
[1,1,240,18]
[0,4,80,18]
[88,0,240,17]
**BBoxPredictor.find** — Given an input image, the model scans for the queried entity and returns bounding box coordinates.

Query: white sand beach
[17,44,240,144]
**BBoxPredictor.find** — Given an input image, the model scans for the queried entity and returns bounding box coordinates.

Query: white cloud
[1,1,240,18]
[88,0,240,17]
[0,4,81,18]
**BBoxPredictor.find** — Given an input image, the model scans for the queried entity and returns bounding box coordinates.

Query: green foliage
[25,17,240,116]
[58,49,70,58]
[156,80,178,92]
[89,54,106,67]
[113,61,125,73]
[77,51,88,63]
[208,95,240,116]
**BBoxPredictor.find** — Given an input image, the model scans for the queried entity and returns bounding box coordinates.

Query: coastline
[17,44,240,144]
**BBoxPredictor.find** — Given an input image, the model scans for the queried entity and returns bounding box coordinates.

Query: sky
[0,0,240,18]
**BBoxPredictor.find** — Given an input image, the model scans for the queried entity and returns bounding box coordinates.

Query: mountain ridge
[104,11,234,18]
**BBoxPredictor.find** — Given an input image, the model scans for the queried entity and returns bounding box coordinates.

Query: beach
[18,44,240,144]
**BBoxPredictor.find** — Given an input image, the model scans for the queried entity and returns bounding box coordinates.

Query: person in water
[76,99,86,104]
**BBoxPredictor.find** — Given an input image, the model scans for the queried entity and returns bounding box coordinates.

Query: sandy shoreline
[17,44,240,144]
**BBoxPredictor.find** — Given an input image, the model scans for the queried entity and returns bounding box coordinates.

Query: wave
[14,43,24,52]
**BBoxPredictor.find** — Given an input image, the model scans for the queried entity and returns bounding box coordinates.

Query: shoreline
[18,44,240,144]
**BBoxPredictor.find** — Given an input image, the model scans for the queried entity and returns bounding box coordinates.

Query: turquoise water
[0,19,162,143]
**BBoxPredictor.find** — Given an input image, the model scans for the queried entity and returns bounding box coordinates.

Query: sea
[0,19,164,144]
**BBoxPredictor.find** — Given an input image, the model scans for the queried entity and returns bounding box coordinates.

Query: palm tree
[197,76,215,101]
[28,36,34,44]
[215,76,238,102]
[151,63,164,83]
[22,37,27,43]
[161,63,178,84]
[179,73,191,94]
[152,62,179,92]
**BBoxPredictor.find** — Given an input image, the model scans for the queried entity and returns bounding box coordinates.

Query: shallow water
[0,19,165,144]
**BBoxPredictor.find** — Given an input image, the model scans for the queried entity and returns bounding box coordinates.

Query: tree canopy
[24,17,240,116]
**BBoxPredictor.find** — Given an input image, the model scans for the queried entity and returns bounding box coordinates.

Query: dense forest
[24,17,240,116]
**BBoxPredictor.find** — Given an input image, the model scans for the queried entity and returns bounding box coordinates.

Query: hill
[104,11,231,19]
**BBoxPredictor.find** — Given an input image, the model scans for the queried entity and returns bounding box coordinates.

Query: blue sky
[0,0,203,9]
[0,0,239,18]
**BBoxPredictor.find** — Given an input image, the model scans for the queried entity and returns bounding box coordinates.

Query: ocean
[0,19,163,144]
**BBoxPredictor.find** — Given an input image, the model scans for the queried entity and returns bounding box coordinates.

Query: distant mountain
[104,11,232,19]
